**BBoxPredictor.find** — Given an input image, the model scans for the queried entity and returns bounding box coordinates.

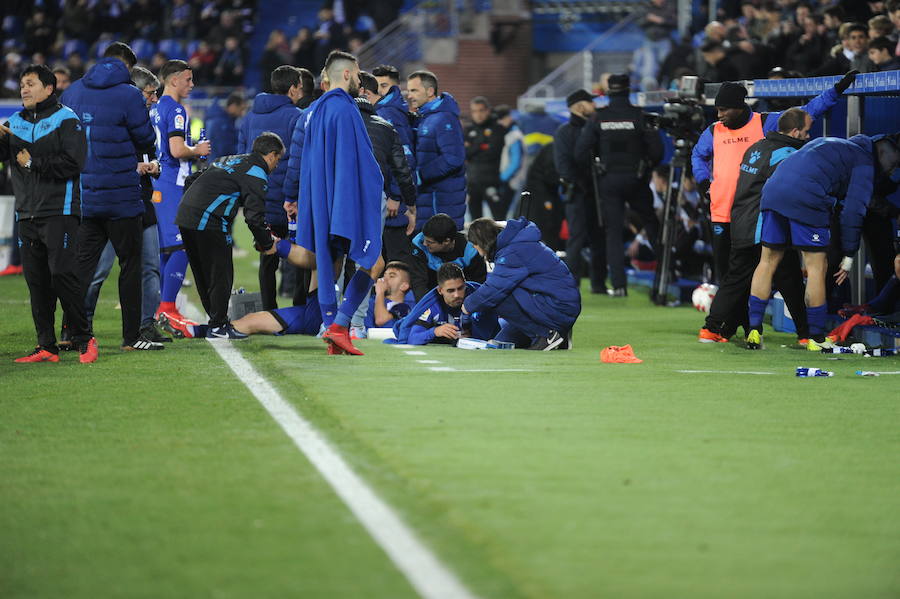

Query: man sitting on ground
[368,260,413,328]
[409,213,486,300]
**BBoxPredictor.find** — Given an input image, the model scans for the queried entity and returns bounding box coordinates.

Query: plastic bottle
[795,366,834,377]
[855,371,880,377]
[198,128,208,161]
[288,217,297,243]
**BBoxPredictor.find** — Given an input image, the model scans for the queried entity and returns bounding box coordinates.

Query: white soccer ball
[692,283,718,313]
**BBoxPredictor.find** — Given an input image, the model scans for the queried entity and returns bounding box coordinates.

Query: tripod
[651,138,693,305]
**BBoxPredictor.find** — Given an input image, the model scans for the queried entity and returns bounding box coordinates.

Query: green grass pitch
[1,243,898,598]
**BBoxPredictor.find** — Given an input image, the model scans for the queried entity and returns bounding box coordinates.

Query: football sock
[316,251,338,328]
[161,249,188,303]
[158,300,177,314]
[807,303,826,337]
[275,239,292,259]
[335,270,374,328]
[748,295,768,330]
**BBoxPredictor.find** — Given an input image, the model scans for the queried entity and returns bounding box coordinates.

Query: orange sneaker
[698,328,728,343]
[15,347,60,363]
[0,264,23,276]
[326,343,347,355]
[322,323,364,355]
[157,311,196,339]
[78,337,98,364]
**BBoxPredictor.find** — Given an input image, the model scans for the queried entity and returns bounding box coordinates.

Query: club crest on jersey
[749,150,761,164]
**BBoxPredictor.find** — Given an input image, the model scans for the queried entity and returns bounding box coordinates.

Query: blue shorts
[757,210,829,252]
[152,177,184,251]
[270,297,323,335]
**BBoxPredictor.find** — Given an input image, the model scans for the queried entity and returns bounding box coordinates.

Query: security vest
[593,102,647,174]
[710,112,764,223]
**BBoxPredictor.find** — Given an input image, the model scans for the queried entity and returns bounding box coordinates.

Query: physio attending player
[747,133,900,350]
[464,217,581,350]
[151,60,211,328]
[292,50,385,356]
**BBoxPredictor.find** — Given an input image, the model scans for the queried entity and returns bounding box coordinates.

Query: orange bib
[710,113,764,223]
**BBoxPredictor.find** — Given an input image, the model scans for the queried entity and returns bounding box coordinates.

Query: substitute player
[150,60,211,333]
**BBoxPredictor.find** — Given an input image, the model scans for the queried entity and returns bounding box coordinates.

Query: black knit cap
[714,82,748,109]
[607,73,630,94]
[566,89,595,107]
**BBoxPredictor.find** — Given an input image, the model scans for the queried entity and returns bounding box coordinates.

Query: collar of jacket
[608,94,631,108]
[250,150,272,174]
[27,94,60,119]
[355,96,377,115]
[568,113,586,127]
[297,95,314,110]
[765,130,807,149]
[724,106,753,130]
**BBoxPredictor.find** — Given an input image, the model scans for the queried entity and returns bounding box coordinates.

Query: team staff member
[175,132,283,339]
[151,59,211,333]
[698,108,812,344]
[409,213,486,301]
[575,73,662,297]
[0,65,95,363]
[554,89,606,294]
[238,65,304,310]
[61,41,163,351]
[406,70,467,231]
[465,96,507,220]
[691,71,857,284]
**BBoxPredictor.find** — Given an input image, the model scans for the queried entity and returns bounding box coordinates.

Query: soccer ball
[692,283,718,313]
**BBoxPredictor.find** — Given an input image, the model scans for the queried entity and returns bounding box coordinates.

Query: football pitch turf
[1,247,898,598]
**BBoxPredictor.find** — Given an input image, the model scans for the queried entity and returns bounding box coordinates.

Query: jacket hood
[848,133,873,154]
[355,96,377,115]
[377,85,407,111]
[419,92,461,118]
[497,217,542,250]
[252,93,293,114]
[84,57,132,89]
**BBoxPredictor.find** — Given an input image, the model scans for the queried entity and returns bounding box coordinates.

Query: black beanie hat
[714,82,748,109]
[566,89,594,107]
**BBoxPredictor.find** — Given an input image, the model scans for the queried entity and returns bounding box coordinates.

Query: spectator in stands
[239,65,304,311]
[214,36,245,86]
[888,1,900,43]
[291,28,316,72]
[464,217,580,350]
[554,89,606,294]
[634,0,677,90]
[786,14,830,75]
[150,52,168,75]
[409,213,486,301]
[815,23,875,75]
[61,42,163,352]
[208,10,243,51]
[465,96,507,220]
[869,15,895,41]
[869,36,900,70]
[167,0,194,39]
[129,0,161,40]
[494,105,525,217]
[313,6,346,71]
[697,41,740,82]
[823,6,846,47]
[53,67,72,93]
[205,91,247,162]
[24,12,55,58]
[0,64,94,363]
[62,0,93,42]
[188,41,217,85]
[259,30,292,92]
[406,70,467,231]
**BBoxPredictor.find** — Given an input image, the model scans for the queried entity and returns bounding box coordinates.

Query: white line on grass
[676,369,775,375]
[405,350,428,355]
[188,307,479,599]
[417,360,442,364]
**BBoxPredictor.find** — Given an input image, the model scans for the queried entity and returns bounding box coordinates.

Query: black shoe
[206,324,249,340]
[528,330,566,351]
[121,333,165,351]
[57,325,74,351]
[142,323,173,343]
[590,287,608,295]
[607,287,627,297]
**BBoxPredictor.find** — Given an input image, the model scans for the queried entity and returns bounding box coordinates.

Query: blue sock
[335,270,374,328]
[748,295,768,329]
[316,251,337,328]
[161,249,188,303]
[275,239,292,259]
[808,303,826,336]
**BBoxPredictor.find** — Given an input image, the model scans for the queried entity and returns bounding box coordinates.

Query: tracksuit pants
[180,228,233,328]
[19,215,91,349]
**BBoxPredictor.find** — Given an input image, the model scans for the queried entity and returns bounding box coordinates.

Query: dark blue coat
[464,217,581,331]
[281,105,312,207]
[238,93,302,227]
[761,135,874,255]
[204,100,239,163]
[60,57,156,219]
[376,85,417,228]
[413,92,466,231]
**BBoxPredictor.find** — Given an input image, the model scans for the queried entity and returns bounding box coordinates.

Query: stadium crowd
[1,0,899,363]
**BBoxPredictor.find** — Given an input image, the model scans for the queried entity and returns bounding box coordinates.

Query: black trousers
[181,227,233,328]
[468,178,510,221]
[564,191,607,292]
[705,244,810,339]
[76,215,143,345]
[382,225,415,265]
[710,221,732,286]
[19,215,91,349]
[599,173,659,290]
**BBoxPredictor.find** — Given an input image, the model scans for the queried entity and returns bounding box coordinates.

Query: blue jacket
[238,93,302,227]
[691,87,840,185]
[204,100,239,162]
[60,57,156,219]
[464,217,581,331]
[761,135,874,256]
[413,92,467,230]
[376,85,417,228]
[389,282,485,345]
[282,106,312,207]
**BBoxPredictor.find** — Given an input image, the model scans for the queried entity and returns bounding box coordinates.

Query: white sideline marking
[676,369,775,375]
[418,360,441,364]
[405,350,428,356]
[428,366,530,373]
[187,305,479,599]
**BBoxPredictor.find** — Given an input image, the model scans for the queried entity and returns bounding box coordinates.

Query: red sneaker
[326,343,347,355]
[698,328,728,343]
[0,264,23,276]
[15,347,60,363]
[322,323,364,355]
[79,337,98,364]
[157,311,195,339]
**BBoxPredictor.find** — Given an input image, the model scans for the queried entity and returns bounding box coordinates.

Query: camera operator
[575,74,662,297]
[691,71,858,286]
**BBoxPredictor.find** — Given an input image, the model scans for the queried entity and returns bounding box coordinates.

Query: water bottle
[796,366,834,377]
[855,371,880,377]
[822,346,853,354]
[871,348,897,357]
[198,128,208,161]
[288,217,297,243]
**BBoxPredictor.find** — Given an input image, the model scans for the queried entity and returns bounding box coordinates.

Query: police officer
[576,74,662,296]
[554,89,606,294]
